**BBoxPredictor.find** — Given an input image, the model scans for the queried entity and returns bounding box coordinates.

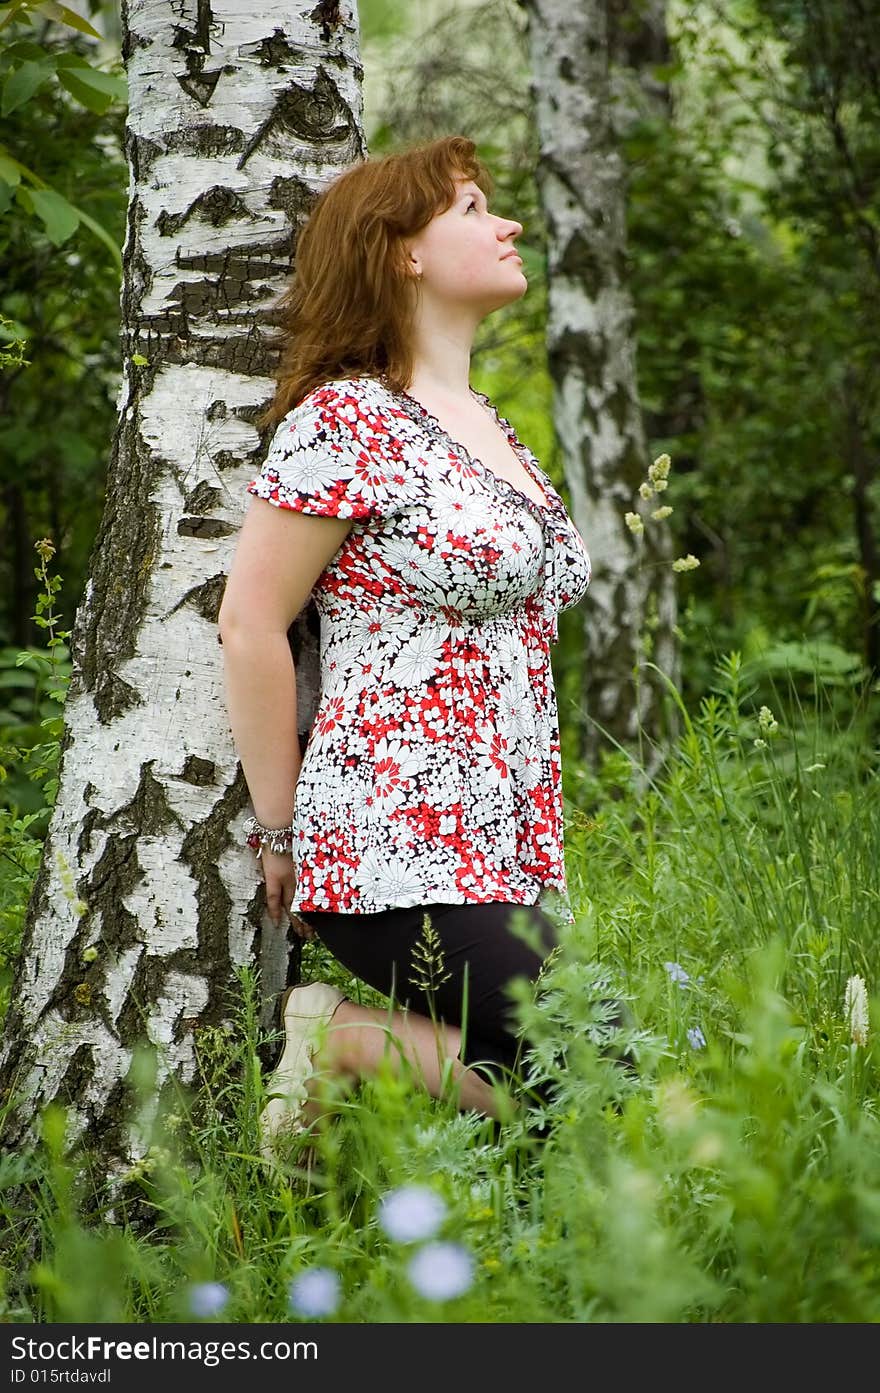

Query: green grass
[1,644,878,1323]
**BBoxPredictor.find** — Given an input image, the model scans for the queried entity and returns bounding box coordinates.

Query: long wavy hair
[256,135,494,431]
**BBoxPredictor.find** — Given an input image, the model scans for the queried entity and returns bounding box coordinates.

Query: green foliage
[0,539,70,1020]
[0,4,126,654]
[2,621,879,1321]
[620,0,880,706]
[0,1,126,262]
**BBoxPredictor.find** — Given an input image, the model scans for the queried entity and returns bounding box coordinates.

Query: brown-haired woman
[218,135,592,1166]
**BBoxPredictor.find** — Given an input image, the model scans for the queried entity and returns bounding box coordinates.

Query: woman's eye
[466,200,476,212]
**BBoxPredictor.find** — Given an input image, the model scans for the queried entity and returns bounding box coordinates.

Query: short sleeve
[246,379,399,521]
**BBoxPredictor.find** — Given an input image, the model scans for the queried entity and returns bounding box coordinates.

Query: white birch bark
[0,0,365,1174]
[517,0,679,772]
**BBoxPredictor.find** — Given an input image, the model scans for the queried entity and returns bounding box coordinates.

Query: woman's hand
[258,848,315,941]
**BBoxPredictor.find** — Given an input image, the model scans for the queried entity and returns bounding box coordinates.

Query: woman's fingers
[291,913,316,942]
[262,866,315,939]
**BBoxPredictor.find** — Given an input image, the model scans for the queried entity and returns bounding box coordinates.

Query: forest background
[0,0,879,1326]
[3,0,878,792]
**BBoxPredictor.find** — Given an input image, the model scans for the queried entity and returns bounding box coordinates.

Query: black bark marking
[177,70,222,108]
[175,236,290,276]
[180,756,216,785]
[310,0,344,39]
[176,574,226,627]
[237,69,356,169]
[608,380,634,436]
[42,830,144,1035]
[126,134,164,184]
[137,327,277,377]
[211,447,260,472]
[267,172,317,223]
[177,515,235,538]
[172,0,213,60]
[78,807,102,859]
[156,186,256,236]
[550,324,609,378]
[238,399,274,428]
[94,673,142,726]
[247,29,308,68]
[183,480,224,513]
[163,269,276,321]
[163,125,246,158]
[57,1042,96,1114]
[558,228,605,296]
[130,762,186,838]
[119,196,154,326]
[72,398,160,726]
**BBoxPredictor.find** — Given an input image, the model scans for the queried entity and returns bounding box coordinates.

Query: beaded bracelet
[243,814,294,856]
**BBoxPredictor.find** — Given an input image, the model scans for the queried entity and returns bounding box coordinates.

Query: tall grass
[1,549,878,1322]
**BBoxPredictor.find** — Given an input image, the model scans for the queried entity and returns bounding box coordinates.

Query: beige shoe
[259,981,346,1168]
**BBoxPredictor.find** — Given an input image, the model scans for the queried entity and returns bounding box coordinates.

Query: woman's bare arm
[219,497,353,831]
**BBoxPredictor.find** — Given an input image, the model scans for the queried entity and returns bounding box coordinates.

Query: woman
[218,135,591,1163]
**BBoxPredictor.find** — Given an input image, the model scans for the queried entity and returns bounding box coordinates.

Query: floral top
[245,374,591,921]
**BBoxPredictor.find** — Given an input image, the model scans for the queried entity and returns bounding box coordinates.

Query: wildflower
[35,537,56,563]
[288,1267,341,1319]
[378,1185,446,1244]
[672,554,700,572]
[188,1282,229,1318]
[753,738,767,750]
[625,512,644,535]
[844,975,869,1047]
[651,505,673,520]
[407,1241,474,1301]
[687,1026,707,1050]
[649,453,671,483]
[757,705,778,734]
[639,481,654,500]
[664,961,690,986]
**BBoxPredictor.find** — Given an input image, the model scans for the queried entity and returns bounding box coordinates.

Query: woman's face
[406,174,526,317]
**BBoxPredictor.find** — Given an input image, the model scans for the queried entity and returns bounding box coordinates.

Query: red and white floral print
[246,375,591,920]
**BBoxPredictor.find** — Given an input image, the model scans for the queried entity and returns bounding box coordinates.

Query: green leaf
[70,200,122,272]
[2,59,54,117]
[0,2,29,34]
[10,168,121,270]
[0,317,29,343]
[33,1,104,40]
[0,151,22,187]
[28,188,80,246]
[55,66,116,115]
[55,54,128,103]
[1,41,46,61]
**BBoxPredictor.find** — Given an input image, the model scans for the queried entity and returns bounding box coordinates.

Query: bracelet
[243,814,294,856]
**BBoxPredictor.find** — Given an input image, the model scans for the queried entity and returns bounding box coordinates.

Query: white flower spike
[844,975,869,1047]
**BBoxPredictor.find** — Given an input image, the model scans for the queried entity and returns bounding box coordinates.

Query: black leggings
[298,900,558,1095]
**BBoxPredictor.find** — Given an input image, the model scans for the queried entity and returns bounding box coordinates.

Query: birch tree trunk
[0,0,365,1176]
[517,0,679,774]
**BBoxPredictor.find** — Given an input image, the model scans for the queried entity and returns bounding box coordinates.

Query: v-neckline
[379,376,560,518]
